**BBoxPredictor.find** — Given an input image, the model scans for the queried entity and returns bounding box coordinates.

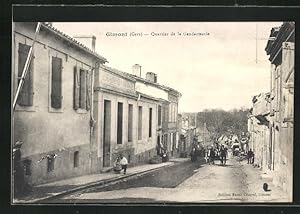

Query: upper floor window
[158,105,162,126]
[74,66,91,111]
[17,43,34,106]
[51,57,63,109]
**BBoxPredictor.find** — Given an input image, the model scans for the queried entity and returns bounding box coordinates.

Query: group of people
[205,144,228,166]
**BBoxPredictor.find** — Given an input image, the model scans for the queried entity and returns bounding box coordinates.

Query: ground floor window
[74,151,79,168]
[47,156,55,172]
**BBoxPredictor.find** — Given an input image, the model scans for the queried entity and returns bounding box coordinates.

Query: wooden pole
[13,22,41,110]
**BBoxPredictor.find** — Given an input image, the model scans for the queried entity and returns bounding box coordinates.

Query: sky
[53,22,282,113]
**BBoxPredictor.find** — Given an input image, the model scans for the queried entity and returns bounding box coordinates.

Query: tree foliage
[183,108,249,141]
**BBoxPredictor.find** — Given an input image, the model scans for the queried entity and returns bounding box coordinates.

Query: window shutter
[73,66,80,110]
[80,69,86,109]
[282,42,294,121]
[17,43,33,106]
[86,70,91,111]
[51,57,62,109]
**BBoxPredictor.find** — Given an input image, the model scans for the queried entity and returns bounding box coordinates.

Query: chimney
[132,64,142,77]
[91,36,96,52]
[146,72,157,83]
[73,35,96,52]
[45,22,53,26]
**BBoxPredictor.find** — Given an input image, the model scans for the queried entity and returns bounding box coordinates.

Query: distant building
[178,116,196,156]
[128,67,182,158]
[248,92,272,168]
[196,122,211,147]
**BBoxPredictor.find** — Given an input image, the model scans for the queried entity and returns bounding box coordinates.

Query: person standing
[209,146,215,165]
[220,145,227,166]
[120,155,128,174]
[251,151,255,164]
[247,149,253,164]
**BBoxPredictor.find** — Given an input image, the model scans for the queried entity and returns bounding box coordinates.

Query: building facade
[13,23,181,186]
[248,22,294,200]
[248,93,271,170]
[178,116,196,156]
[13,22,107,185]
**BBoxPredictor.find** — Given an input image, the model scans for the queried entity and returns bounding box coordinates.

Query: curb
[17,161,181,203]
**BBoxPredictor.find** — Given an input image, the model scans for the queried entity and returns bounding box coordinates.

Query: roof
[100,63,181,97]
[133,75,182,97]
[102,65,136,82]
[265,22,295,64]
[138,92,161,102]
[41,22,108,63]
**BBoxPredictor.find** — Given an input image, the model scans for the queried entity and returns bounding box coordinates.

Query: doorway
[103,100,111,167]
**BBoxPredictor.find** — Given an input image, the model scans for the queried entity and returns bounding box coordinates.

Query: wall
[135,97,158,163]
[271,42,294,200]
[13,23,102,184]
[95,67,158,167]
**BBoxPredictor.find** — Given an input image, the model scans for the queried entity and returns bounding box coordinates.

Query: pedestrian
[113,156,122,173]
[251,151,255,164]
[120,154,128,174]
[190,147,197,162]
[247,149,253,164]
[220,145,227,166]
[209,146,215,165]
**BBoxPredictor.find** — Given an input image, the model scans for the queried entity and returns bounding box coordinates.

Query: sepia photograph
[11,21,294,204]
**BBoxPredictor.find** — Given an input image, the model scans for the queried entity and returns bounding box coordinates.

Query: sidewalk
[14,158,187,203]
[238,159,289,202]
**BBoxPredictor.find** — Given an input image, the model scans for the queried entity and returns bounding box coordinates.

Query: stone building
[93,65,160,167]
[12,23,181,186]
[127,66,182,158]
[196,122,211,147]
[265,22,294,199]
[178,116,196,156]
[248,22,294,201]
[248,93,271,169]
[12,22,107,185]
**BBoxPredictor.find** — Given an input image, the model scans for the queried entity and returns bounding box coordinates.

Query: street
[47,154,287,203]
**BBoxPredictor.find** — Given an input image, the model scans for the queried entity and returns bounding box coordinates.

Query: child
[120,155,128,174]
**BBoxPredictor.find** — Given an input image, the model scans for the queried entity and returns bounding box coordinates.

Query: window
[74,67,91,111]
[158,105,162,126]
[138,106,142,140]
[128,104,133,142]
[51,57,63,109]
[149,108,152,138]
[169,104,172,122]
[117,102,123,144]
[79,70,87,109]
[74,151,79,168]
[47,156,55,172]
[162,106,166,123]
[17,43,34,106]
[174,105,177,122]
[23,159,31,176]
